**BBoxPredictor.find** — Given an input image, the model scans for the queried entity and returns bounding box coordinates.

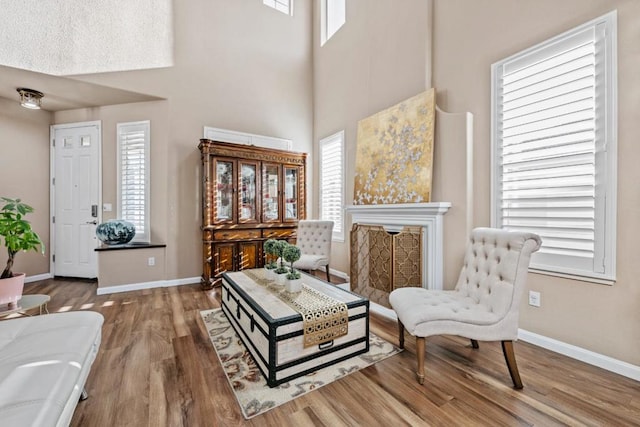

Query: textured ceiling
[0,0,173,76]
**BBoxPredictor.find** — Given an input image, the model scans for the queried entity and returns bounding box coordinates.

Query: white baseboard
[518,329,640,381]
[370,301,398,320]
[165,277,202,287]
[96,276,200,295]
[329,268,349,280]
[24,273,53,283]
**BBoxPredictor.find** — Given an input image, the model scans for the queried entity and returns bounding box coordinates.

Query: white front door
[52,122,101,278]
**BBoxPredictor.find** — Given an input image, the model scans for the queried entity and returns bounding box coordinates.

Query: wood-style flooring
[19,276,640,426]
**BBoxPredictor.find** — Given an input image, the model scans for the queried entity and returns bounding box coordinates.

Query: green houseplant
[263,239,279,270]
[282,243,302,292]
[283,244,301,280]
[0,197,45,307]
[274,240,289,275]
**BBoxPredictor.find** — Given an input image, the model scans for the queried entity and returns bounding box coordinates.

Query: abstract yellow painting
[354,89,435,205]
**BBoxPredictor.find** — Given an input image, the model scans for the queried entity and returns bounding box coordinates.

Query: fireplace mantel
[346,202,451,290]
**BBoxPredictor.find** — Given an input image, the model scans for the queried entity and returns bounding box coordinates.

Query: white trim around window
[491,11,617,283]
[319,130,345,242]
[321,0,346,46]
[117,120,151,243]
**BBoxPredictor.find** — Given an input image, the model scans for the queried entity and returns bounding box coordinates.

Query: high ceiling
[0,64,163,112]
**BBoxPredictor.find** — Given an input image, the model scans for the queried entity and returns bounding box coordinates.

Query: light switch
[103,203,112,212]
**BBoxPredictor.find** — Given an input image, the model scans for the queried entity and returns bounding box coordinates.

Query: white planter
[285,278,303,293]
[276,272,288,285]
[264,267,276,281]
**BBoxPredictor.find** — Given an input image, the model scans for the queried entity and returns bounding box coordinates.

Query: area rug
[200,308,402,419]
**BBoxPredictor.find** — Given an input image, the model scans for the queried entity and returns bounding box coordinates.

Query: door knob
[86,220,98,225]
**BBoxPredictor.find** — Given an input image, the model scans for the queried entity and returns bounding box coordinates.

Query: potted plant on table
[273,240,289,284]
[282,243,302,292]
[0,198,45,308]
[263,239,279,280]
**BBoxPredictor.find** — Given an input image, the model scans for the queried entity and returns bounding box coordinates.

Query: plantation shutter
[117,121,150,243]
[320,132,344,240]
[492,15,616,280]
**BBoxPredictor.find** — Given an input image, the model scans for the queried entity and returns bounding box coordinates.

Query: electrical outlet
[528,291,541,307]
[148,257,155,266]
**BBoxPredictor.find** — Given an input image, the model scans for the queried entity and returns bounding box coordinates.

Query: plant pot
[264,267,276,281]
[276,272,288,285]
[285,278,303,293]
[0,272,25,308]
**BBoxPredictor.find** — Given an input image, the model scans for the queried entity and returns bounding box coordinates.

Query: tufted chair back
[388,227,541,389]
[454,228,542,324]
[292,220,334,281]
[296,220,334,257]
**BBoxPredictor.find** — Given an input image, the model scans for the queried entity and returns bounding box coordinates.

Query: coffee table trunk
[221,270,370,387]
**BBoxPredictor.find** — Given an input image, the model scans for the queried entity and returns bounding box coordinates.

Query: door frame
[49,120,102,277]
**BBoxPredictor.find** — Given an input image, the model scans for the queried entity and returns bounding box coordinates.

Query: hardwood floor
[20,277,640,426]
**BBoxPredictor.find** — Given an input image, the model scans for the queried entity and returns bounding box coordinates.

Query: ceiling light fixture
[16,88,44,110]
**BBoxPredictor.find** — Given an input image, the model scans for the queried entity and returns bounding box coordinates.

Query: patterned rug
[200,308,402,419]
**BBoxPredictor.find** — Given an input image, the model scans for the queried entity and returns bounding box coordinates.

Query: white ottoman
[0,311,104,426]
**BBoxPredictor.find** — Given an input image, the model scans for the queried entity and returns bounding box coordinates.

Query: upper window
[319,131,345,241]
[263,0,293,16]
[321,0,346,46]
[117,121,151,243]
[491,11,617,283]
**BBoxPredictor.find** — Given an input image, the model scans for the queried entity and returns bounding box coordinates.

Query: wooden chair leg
[502,340,523,389]
[398,321,405,349]
[325,265,331,282]
[470,339,479,349]
[416,337,425,385]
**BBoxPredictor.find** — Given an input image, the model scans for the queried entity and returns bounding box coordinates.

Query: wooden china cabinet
[199,139,306,289]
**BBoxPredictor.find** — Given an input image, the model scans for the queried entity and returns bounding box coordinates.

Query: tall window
[321,0,346,46]
[492,12,617,282]
[319,131,345,241]
[117,121,151,243]
[263,0,293,16]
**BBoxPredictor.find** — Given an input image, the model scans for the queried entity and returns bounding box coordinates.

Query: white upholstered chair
[389,227,541,388]
[293,220,334,282]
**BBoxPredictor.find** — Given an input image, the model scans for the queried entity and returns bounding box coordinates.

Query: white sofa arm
[0,311,104,427]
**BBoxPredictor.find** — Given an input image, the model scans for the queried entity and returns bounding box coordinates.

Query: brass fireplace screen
[350,224,423,308]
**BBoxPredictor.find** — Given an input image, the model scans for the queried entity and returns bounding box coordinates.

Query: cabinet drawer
[262,228,296,239]
[214,230,261,241]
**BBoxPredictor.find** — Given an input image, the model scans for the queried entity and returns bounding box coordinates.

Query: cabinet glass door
[239,161,258,223]
[284,167,298,221]
[263,164,280,222]
[215,160,234,223]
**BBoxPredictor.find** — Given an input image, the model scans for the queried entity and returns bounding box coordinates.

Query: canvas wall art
[354,88,435,205]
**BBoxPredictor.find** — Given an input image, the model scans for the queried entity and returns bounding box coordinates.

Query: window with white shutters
[320,131,345,241]
[263,0,293,16]
[117,121,150,243]
[491,11,617,282]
